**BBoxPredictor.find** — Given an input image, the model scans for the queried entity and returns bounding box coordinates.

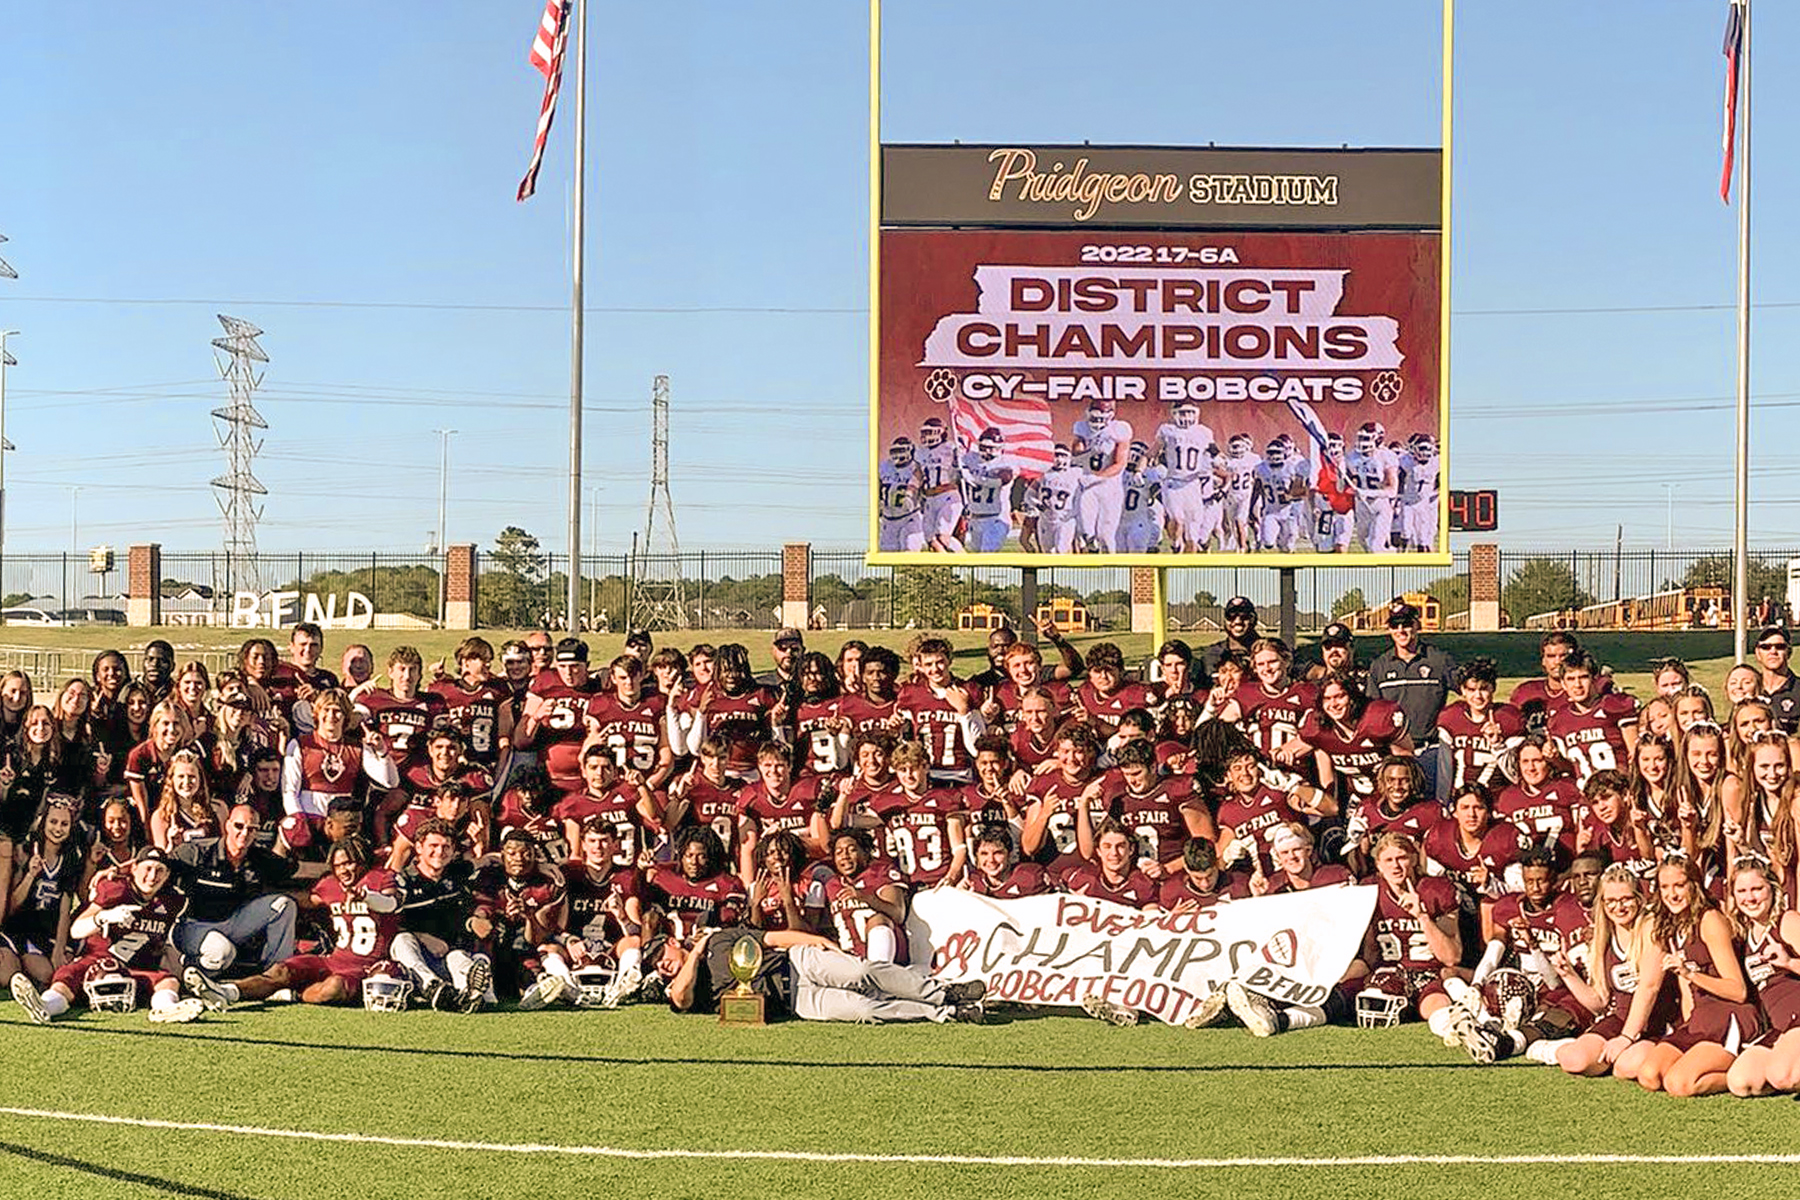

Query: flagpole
[566,0,587,635]
[1732,0,1751,659]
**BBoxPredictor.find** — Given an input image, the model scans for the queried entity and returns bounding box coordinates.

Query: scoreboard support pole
[1020,567,1039,646]
[1278,568,1297,647]
[1152,567,1168,651]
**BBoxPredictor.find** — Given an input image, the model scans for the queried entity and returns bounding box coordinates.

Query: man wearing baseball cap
[1300,621,1364,690]
[1754,625,1800,733]
[1366,600,1455,797]
[1202,596,1260,677]
[756,627,805,691]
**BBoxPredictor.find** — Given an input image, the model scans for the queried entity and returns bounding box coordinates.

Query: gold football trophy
[718,936,767,1026]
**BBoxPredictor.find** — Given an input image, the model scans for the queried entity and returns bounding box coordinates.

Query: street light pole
[0,330,16,609]
[434,428,456,627]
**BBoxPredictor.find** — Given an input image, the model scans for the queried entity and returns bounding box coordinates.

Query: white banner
[908,885,1377,1026]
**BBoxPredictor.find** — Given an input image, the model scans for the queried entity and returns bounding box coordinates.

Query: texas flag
[1720,0,1745,203]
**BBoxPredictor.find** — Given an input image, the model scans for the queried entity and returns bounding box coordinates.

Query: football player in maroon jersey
[1072,642,1154,736]
[1021,724,1105,870]
[281,689,398,839]
[1355,831,1462,1036]
[664,737,745,864]
[823,827,907,962]
[1423,783,1524,904]
[1261,821,1355,894]
[967,735,1023,838]
[1061,819,1158,909]
[586,654,672,790]
[897,638,986,785]
[11,847,203,1024]
[268,623,342,722]
[559,818,646,1004]
[1215,745,1333,878]
[473,830,570,1005]
[1344,756,1439,872]
[1723,859,1800,1095]
[1436,658,1526,795]
[552,744,659,873]
[427,637,509,775]
[1507,631,1581,734]
[1547,652,1638,788]
[747,829,824,935]
[1157,837,1241,915]
[514,638,607,795]
[790,651,849,779]
[1090,740,1212,880]
[354,646,446,773]
[1282,673,1411,812]
[1214,639,1317,764]
[837,646,903,740]
[698,644,777,783]
[1612,855,1757,1097]
[828,731,895,833]
[401,726,494,816]
[647,826,747,945]
[185,838,402,1008]
[735,741,831,884]
[964,824,1054,898]
[1007,688,1061,783]
[388,780,487,870]
[981,640,1075,735]
[1494,734,1582,868]
[870,740,969,890]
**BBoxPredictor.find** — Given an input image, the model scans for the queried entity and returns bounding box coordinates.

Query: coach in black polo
[170,804,299,975]
[1366,601,1455,794]
[1754,624,1800,733]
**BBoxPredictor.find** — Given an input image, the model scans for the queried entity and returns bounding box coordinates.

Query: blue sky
[0,0,1792,561]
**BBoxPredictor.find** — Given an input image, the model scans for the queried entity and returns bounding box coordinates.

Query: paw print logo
[1370,371,1403,406]
[923,368,958,402]
[934,929,979,975]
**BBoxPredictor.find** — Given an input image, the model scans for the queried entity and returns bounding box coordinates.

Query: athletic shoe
[10,973,49,1025]
[182,966,236,1012]
[422,979,456,1012]
[1182,988,1230,1030]
[952,1002,986,1024]
[1454,1012,1498,1065]
[456,959,492,1014]
[943,980,987,1006]
[602,963,643,1010]
[518,974,569,1011]
[149,997,207,1024]
[1080,994,1138,1028]
[1225,980,1282,1038]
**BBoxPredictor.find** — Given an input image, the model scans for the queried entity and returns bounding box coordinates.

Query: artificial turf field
[0,1002,1796,1200]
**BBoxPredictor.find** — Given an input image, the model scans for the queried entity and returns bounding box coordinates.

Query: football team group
[3,606,1799,1100]
[877,400,1439,555]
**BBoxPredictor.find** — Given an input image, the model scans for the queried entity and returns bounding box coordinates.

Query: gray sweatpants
[175,894,298,972]
[787,944,952,1023]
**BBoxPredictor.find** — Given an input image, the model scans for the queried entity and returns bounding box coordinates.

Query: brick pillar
[781,542,811,631]
[127,543,161,627]
[1130,566,1157,634]
[1470,542,1501,631]
[445,544,477,630]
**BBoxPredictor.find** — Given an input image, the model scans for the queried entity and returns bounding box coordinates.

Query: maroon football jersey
[1265,863,1355,894]
[897,681,985,781]
[1060,862,1158,908]
[1233,680,1319,759]
[1351,796,1439,847]
[552,784,647,867]
[1157,874,1239,911]
[1074,679,1154,734]
[647,865,746,941]
[1490,891,1591,970]
[701,687,776,779]
[824,859,906,956]
[1495,778,1583,858]
[473,863,567,938]
[987,679,1072,734]
[1510,674,1614,733]
[525,676,607,788]
[836,692,900,736]
[427,677,507,768]
[1436,701,1527,792]
[676,772,744,859]
[868,784,969,887]
[355,689,446,768]
[287,732,365,802]
[563,858,642,946]
[1548,694,1638,786]
[736,775,828,843]
[314,869,402,964]
[1104,775,1198,865]
[84,876,187,968]
[1298,700,1409,801]
[1216,785,1303,873]
[1023,771,1095,862]
[794,698,847,777]
[401,762,494,807]
[1371,876,1460,970]
[495,789,565,861]
[267,663,342,713]
[1009,726,1057,771]
[967,862,1054,898]
[587,692,667,776]
[1577,812,1653,877]
[1422,817,1525,895]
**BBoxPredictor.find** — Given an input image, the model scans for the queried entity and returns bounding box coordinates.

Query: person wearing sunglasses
[1752,626,1800,734]
[168,803,299,976]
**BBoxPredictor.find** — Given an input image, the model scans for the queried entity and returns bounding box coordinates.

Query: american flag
[1720,0,1744,203]
[951,395,1054,476]
[517,0,571,202]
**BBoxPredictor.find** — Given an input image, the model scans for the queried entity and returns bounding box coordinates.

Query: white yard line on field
[0,1106,1795,1169]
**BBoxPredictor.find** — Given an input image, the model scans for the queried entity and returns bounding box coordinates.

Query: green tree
[1502,558,1594,624]
[1422,572,1470,618]
[287,566,439,621]
[1331,587,1368,620]
[480,526,547,628]
[1679,554,1786,603]
[894,566,960,629]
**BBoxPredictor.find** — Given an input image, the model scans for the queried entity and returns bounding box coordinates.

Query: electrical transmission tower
[209,315,269,597]
[630,374,687,630]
